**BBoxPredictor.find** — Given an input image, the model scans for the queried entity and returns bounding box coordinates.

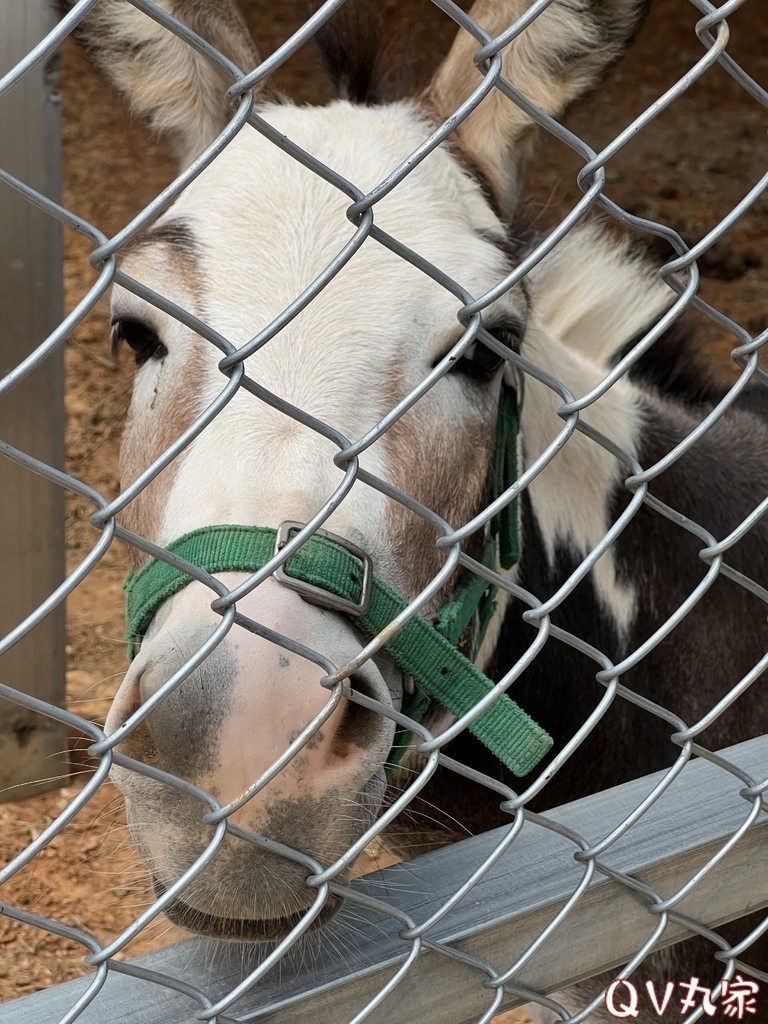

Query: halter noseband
[122,389,552,778]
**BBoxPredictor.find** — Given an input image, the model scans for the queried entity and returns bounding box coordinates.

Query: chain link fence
[1,0,767,1022]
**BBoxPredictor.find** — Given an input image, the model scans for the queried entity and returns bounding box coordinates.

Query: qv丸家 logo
[604,975,759,1019]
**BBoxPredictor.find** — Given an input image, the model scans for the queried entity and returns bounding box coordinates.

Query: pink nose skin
[106,575,396,825]
[104,575,396,934]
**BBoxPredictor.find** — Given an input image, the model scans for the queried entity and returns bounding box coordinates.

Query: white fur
[520,322,641,634]
[529,224,675,367]
[117,101,520,580]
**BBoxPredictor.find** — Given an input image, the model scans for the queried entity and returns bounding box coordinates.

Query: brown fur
[61,0,261,164]
[423,0,647,213]
[118,238,207,562]
[383,376,496,606]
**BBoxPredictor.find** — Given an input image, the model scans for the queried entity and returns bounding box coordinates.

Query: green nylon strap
[432,384,520,653]
[123,524,552,777]
[491,386,522,571]
[434,546,494,648]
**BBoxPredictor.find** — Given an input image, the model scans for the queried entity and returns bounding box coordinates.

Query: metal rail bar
[0,0,66,800]
[3,736,766,1024]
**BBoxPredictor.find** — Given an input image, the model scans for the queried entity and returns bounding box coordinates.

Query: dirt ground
[1,0,765,1018]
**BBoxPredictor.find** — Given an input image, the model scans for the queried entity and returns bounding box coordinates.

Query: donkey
[68,1,767,1020]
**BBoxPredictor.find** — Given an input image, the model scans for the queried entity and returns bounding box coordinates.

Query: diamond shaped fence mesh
[0,2,767,1023]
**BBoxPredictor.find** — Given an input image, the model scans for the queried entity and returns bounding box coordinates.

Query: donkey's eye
[447,320,525,382]
[453,341,505,381]
[111,318,167,366]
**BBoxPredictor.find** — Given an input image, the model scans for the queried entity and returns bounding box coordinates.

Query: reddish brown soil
[1,2,765,1019]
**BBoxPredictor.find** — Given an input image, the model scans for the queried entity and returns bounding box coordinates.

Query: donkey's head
[81,0,646,939]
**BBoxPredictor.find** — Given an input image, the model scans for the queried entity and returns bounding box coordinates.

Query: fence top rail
[4,735,767,1024]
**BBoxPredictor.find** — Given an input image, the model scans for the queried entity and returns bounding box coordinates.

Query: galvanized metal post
[0,0,66,799]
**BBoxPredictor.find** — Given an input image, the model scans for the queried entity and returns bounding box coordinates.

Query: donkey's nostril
[124,691,141,722]
[138,667,158,708]
[331,674,380,760]
[105,671,142,735]
[105,669,160,764]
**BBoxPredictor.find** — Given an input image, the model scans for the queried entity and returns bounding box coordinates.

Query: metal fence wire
[1,0,767,1022]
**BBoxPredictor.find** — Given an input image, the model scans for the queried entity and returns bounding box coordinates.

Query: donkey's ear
[424,0,647,214]
[63,0,259,167]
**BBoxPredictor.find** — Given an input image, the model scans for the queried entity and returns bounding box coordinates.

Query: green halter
[122,389,552,778]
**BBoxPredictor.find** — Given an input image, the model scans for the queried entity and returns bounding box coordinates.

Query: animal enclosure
[1,1,767,1023]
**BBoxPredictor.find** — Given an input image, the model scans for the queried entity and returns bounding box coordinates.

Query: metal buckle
[273,521,372,617]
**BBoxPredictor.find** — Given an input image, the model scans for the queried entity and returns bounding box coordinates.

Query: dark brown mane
[618,312,768,416]
[306,0,413,104]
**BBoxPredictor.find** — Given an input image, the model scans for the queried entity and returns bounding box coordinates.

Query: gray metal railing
[0,0,67,801]
[3,736,768,1023]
